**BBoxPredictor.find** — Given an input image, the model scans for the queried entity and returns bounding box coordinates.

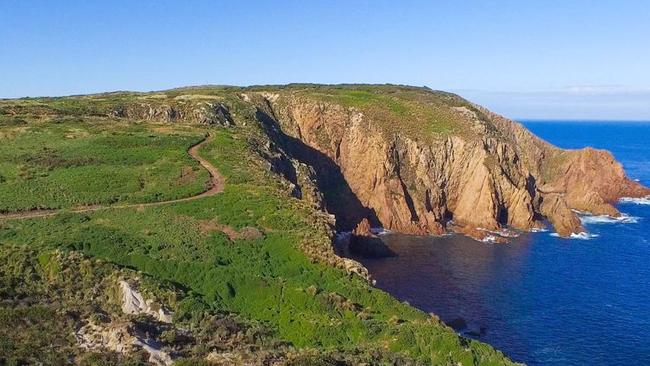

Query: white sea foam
[477,227,520,238]
[370,227,391,236]
[531,227,549,233]
[570,232,600,240]
[620,196,650,205]
[550,232,599,240]
[481,235,498,243]
[579,213,639,224]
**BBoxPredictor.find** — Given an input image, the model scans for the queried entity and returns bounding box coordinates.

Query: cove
[349,121,650,365]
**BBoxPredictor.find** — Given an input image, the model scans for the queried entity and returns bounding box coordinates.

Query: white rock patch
[120,280,173,323]
[75,321,173,366]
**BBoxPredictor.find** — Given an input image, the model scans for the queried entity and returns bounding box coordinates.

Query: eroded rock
[352,218,372,236]
[349,218,397,258]
[110,101,234,126]
[75,320,173,366]
[250,92,650,240]
[120,280,173,323]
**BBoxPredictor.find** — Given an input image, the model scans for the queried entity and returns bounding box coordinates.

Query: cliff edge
[242,85,649,240]
[7,84,645,241]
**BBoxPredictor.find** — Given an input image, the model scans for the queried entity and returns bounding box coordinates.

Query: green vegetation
[293,85,476,138]
[0,118,207,212]
[0,86,517,365]
[0,245,296,365]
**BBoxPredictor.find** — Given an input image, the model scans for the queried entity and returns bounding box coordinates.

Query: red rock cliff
[247,87,649,240]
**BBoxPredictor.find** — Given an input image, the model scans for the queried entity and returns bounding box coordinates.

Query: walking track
[0,133,224,221]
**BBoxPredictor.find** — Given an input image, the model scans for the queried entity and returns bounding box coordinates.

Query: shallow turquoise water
[353,121,650,365]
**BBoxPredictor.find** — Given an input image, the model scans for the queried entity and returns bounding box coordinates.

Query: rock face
[120,280,173,323]
[76,280,175,366]
[110,101,234,126]
[352,218,373,236]
[245,88,650,240]
[76,321,173,366]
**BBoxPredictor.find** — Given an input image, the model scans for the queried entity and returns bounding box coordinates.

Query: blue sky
[1,0,649,120]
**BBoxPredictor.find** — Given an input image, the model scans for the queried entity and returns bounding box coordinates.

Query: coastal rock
[249,90,650,240]
[352,218,372,236]
[545,147,650,216]
[110,101,234,126]
[341,257,371,280]
[348,218,396,258]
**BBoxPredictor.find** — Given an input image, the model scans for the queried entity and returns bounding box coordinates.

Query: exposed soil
[198,218,264,241]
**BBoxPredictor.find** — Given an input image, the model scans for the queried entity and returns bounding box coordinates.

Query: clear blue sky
[2,0,649,120]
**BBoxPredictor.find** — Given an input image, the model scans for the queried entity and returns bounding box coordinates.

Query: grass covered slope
[291,85,470,137]
[0,86,518,365]
[0,118,208,212]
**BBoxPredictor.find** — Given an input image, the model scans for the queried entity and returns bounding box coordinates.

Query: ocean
[351,121,650,365]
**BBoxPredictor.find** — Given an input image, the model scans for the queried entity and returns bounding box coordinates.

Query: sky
[1,0,649,120]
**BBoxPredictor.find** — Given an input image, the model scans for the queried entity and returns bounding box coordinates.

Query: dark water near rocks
[351,121,650,365]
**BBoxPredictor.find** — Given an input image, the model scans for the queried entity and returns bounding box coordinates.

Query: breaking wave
[550,232,599,240]
[481,235,499,243]
[619,196,650,205]
[579,213,639,224]
[370,227,392,236]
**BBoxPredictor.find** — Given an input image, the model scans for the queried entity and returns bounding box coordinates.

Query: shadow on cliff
[255,109,380,231]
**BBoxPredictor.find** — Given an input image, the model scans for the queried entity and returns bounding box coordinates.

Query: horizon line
[516,118,650,123]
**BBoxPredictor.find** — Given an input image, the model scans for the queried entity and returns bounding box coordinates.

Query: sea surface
[351,121,650,365]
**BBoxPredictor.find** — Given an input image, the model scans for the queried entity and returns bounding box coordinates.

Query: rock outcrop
[245,87,650,240]
[352,218,373,236]
[24,85,644,241]
[120,280,173,323]
[75,320,173,366]
[348,218,396,258]
[110,101,234,126]
[76,280,176,366]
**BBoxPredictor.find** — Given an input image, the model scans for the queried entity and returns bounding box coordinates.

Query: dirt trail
[0,133,224,221]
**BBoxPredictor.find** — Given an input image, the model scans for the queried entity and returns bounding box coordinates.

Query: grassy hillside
[293,85,468,137]
[0,85,518,365]
[0,118,208,212]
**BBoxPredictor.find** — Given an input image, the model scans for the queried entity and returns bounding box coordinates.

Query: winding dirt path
[0,133,224,221]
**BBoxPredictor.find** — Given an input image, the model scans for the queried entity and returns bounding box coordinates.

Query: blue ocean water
[352,121,650,365]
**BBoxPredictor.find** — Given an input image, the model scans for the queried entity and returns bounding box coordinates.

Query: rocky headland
[8,85,647,242]
[236,86,649,241]
[4,84,647,365]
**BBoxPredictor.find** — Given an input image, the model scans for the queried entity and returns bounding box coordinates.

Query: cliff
[1,89,524,365]
[241,85,649,240]
[4,84,640,364]
[6,84,646,241]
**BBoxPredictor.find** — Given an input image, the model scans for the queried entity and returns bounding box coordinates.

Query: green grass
[0,244,298,365]
[295,86,470,140]
[0,118,208,212]
[0,123,515,365]
[0,88,517,365]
